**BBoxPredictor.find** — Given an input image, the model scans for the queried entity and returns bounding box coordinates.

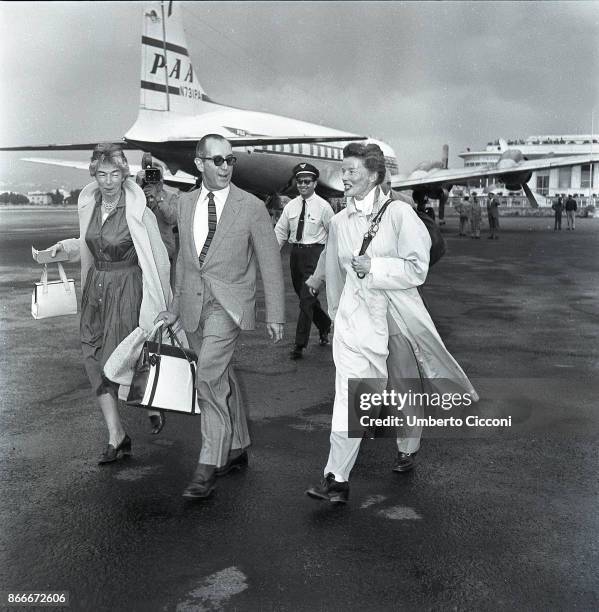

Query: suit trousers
[290,244,331,347]
[186,286,250,467]
[324,326,423,482]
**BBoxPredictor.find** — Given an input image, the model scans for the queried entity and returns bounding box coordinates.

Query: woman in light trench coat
[305,142,478,504]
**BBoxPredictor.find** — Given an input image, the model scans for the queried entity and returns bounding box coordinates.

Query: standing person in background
[487,190,501,239]
[274,163,334,360]
[469,191,482,239]
[565,194,577,230]
[135,161,179,283]
[48,143,173,462]
[457,193,470,236]
[552,194,564,231]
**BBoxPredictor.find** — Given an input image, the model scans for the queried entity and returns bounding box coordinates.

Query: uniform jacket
[173,182,285,331]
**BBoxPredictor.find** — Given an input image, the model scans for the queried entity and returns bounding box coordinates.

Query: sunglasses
[296,178,315,185]
[197,155,237,167]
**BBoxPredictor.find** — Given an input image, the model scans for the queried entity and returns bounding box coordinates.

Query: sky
[1,0,598,193]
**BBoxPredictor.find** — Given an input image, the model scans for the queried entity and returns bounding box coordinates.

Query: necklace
[101,191,120,214]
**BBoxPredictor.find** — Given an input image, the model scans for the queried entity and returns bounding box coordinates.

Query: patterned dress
[79,192,142,397]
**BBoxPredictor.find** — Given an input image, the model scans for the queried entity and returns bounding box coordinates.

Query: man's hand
[305,275,322,297]
[143,182,164,209]
[351,254,371,276]
[266,322,284,343]
[154,310,179,326]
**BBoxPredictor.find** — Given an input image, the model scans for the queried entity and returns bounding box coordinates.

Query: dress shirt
[193,184,230,257]
[274,193,334,247]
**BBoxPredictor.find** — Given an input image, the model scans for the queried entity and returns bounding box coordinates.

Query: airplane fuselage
[125,105,399,196]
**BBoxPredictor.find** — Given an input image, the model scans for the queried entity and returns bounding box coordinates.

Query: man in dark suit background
[157,134,285,499]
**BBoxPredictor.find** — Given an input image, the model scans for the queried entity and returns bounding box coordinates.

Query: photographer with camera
[135,155,179,284]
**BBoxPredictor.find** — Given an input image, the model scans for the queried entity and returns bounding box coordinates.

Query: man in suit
[157,134,285,499]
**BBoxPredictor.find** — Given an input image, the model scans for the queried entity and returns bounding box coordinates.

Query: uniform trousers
[290,244,331,347]
[324,323,423,483]
[186,284,250,468]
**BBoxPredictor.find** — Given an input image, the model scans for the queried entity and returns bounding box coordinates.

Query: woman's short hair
[89,143,130,178]
[343,142,386,185]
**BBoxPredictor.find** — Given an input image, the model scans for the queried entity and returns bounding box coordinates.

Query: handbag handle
[40,262,72,295]
[152,321,195,365]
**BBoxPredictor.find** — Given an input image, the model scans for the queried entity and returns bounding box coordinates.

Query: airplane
[391,139,599,218]
[2,2,598,210]
[0,1,397,199]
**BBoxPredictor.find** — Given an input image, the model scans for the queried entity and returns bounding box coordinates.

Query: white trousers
[324,331,423,482]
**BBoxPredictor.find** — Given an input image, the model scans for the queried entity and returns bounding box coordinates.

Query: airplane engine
[501,171,532,192]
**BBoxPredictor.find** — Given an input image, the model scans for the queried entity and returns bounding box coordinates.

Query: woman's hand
[154,310,178,326]
[351,254,371,276]
[50,242,64,258]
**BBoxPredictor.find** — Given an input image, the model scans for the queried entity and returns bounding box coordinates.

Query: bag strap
[356,197,393,278]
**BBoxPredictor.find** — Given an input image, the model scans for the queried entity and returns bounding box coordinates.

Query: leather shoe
[182,467,216,499]
[98,434,132,465]
[290,345,304,360]
[215,450,248,477]
[149,411,166,435]
[306,473,349,504]
[392,451,418,473]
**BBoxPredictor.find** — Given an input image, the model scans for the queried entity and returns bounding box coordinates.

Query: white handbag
[126,323,199,414]
[31,263,78,319]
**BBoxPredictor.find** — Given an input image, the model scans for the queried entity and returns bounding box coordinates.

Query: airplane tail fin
[139,2,211,115]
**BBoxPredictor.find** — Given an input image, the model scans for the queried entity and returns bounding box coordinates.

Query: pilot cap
[293,162,319,179]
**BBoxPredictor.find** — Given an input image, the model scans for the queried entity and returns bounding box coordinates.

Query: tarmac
[1,208,598,611]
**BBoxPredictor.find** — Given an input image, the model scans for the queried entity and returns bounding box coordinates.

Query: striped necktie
[295,198,306,242]
[199,191,217,265]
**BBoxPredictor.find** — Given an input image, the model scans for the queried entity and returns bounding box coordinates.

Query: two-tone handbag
[126,324,199,414]
[31,263,78,319]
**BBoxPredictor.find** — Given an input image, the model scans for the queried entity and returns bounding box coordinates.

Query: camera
[141,152,162,185]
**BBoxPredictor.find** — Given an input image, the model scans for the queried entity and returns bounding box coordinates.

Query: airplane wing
[21,157,197,186]
[0,141,137,152]
[391,154,599,190]
[0,134,367,152]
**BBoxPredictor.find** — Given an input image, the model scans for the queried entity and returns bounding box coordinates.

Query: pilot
[274,163,334,360]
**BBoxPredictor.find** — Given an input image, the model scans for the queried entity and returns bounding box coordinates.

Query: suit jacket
[173,182,285,331]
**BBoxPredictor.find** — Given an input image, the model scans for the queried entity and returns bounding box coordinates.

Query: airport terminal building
[459,135,599,205]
